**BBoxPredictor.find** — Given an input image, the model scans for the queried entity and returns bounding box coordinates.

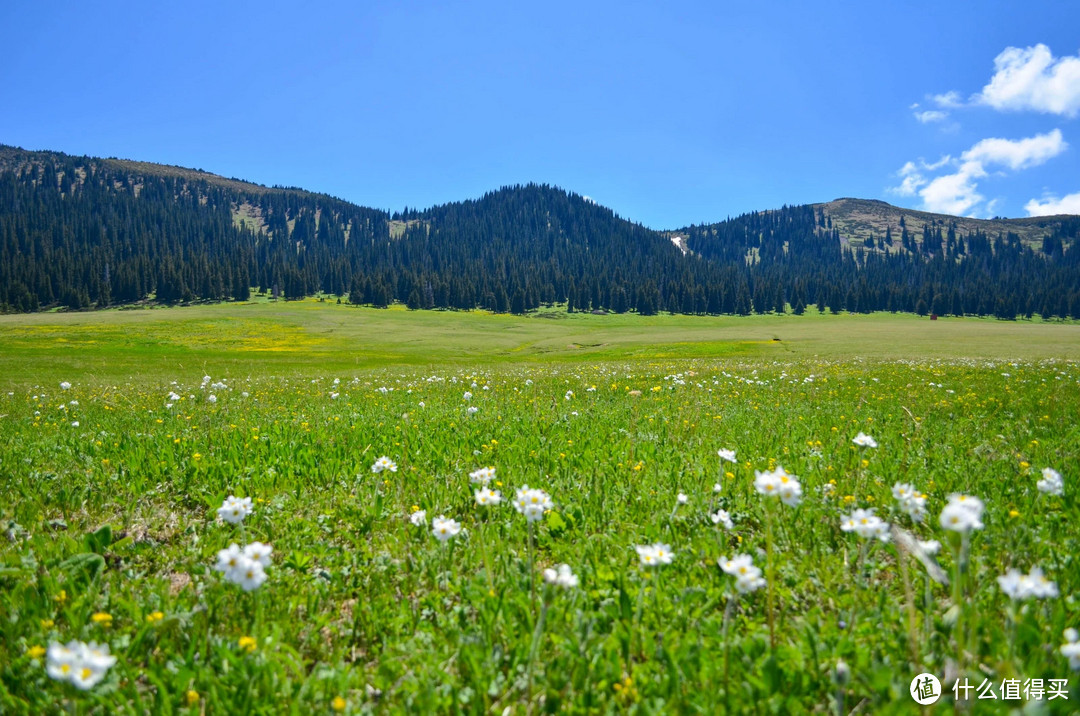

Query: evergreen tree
[510,289,526,315]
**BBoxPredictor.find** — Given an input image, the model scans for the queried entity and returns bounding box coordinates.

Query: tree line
[1,146,1077,320]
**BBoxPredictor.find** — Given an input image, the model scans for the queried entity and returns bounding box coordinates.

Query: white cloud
[960,129,1067,170]
[976,44,1080,116]
[931,91,964,108]
[892,161,926,196]
[919,161,986,215]
[1025,191,1080,216]
[889,156,953,197]
[891,130,1068,216]
[914,110,948,123]
[922,155,953,171]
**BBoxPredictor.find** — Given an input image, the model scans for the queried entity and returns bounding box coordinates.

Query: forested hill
[2,144,1079,319]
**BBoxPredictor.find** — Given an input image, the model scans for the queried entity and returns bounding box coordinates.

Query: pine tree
[510,289,526,315]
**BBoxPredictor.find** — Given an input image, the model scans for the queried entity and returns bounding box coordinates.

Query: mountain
[815,197,1072,250]
[1,144,1078,319]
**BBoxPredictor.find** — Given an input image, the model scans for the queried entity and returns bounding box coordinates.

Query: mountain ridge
[5,143,1076,232]
[1,144,1078,320]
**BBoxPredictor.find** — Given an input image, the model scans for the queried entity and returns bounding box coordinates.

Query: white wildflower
[514,486,553,522]
[371,456,397,473]
[243,542,273,567]
[719,554,766,593]
[892,482,927,522]
[233,558,267,591]
[939,494,985,533]
[840,508,890,542]
[217,496,253,524]
[542,564,579,589]
[852,432,878,448]
[998,566,1059,600]
[754,466,802,506]
[214,543,245,574]
[47,640,116,690]
[469,467,496,485]
[711,509,734,530]
[635,542,674,567]
[1038,467,1064,496]
[432,516,462,542]
[1062,628,1080,671]
[475,488,502,506]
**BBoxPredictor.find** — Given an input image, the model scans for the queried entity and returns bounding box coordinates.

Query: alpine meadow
[4,4,1080,711]
[2,301,1079,714]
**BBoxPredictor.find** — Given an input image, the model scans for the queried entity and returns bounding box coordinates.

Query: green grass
[1,304,1078,713]
[0,301,1078,388]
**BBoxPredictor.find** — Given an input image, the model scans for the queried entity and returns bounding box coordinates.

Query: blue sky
[1,1,1078,227]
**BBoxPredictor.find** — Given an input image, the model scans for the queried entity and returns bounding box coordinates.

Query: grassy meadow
[1,301,1079,387]
[1,302,1079,713]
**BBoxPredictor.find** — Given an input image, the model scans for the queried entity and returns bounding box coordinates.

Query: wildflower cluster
[211,497,271,590]
[840,508,890,542]
[719,554,766,593]
[542,564,579,589]
[892,482,927,522]
[636,542,674,567]
[217,495,252,524]
[46,641,116,690]
[997,567,1059,601]
[711,509,734,530]
[514,486,554,522]
[753,466,802,507]
[1037,467,1063,496]
[469,466,496,484]
[214,542,272,591]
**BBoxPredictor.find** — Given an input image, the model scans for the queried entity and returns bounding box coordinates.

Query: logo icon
[910,673,941,705]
